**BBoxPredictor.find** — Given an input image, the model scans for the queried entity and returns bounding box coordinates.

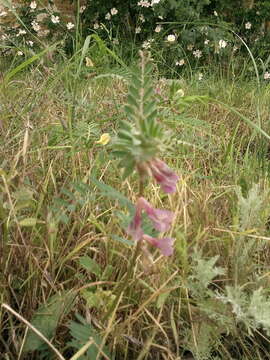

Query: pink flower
[127,206,144,241]
[139,197,173,232]
[148,159,179,193]
[143,235,174,256]
[126,197,174,256]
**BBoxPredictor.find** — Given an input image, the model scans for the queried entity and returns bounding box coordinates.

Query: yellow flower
[176,89,184,97]
[85,57,94,67]
[96,133,111,145]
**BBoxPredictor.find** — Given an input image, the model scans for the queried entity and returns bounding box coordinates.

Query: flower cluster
[1,0,268,80]
[147,158,179,193]
[127,159,179,256]
[137,0,160,7]
[127,197,175,256]
[218,39,227,49]
[105,7,118,20]
[0,0,76,55]
[193,49,202,58]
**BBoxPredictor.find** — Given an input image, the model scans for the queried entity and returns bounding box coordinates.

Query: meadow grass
[1,48,270,360]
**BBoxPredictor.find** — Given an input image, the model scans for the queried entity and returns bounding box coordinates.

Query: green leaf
[111,234,134,246]
[118,129,134,141]
[19,218,38,227]
[143,101,156,118]
[124,104,136,118]
[3,44,58,84]
[81,290,100,308]
[23,292,75,352]
[129,85,140,99]
[127,93,138,108]
[79,256,101,276]
[91,34,127,68]
[68,314,112,360]
[121,161,135,180]
[76,35,91,79]
[156,291,170,309]
[143,86,154,102]
[90,176,133,211]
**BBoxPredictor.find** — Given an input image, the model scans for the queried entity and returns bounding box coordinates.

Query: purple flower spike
[143,235,175,256]
[149,158,179,193]
[138,197,174,232]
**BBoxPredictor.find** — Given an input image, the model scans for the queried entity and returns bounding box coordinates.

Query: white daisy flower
[167,34,176,42]
[137,0,151,7]
[110,8,118,15]
[51,15,60,24]
[193,49,202,58]
[17,29,27,36]
[142,39,153,49]
[175,59,185,66]
[66,22,75,30]
[218,39,227,48]
[79,5,86,13]
[30,1,37,9]
[31,20,40,32]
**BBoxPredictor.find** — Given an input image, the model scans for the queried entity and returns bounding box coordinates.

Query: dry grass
[1,58,270,359]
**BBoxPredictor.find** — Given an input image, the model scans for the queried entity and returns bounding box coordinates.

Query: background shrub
[1,0,270,76]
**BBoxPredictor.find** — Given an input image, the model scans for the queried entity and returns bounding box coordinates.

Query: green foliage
[185,245,270,358]
[80,0,270,76]
[47,120,99,151]
[81,288,116,311]
[23,292,75,353]
[188,252,225,297]
[236,183,266,231]
[113,51,166,178]
[90,176,133,211]
[50,181,95,225]
[79,256,102,276]
[220,286,270,337]
[68,314,113,360]
[2,0,270,79]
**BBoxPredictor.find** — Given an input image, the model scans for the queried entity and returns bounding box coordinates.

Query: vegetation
[1,1,270,360]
